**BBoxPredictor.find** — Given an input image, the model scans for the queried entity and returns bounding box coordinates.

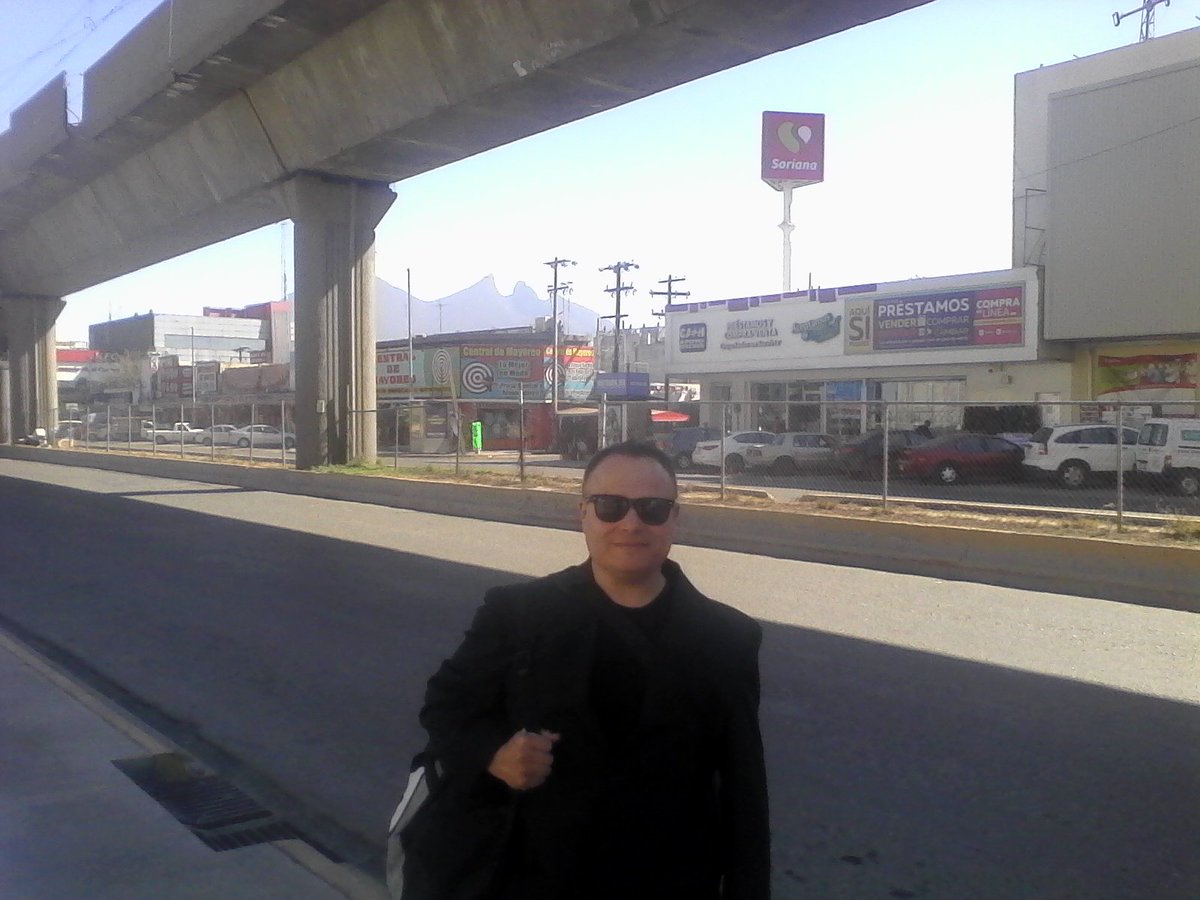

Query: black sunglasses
[585,494,677,526]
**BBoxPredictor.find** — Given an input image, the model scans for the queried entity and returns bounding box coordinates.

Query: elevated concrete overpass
[0,0,932,463]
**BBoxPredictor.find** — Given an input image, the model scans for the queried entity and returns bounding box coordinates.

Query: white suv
[1023,424,1139,488]
[691,432,776,473]
[1135,418,1200,497]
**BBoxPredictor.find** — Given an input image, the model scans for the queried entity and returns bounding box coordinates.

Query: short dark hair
[582,440,677,493]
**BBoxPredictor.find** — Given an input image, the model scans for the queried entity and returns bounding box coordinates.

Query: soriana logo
[761,111,825,187]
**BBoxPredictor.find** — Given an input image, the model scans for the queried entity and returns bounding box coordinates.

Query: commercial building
[666,28,1199,434]
[376,325,595,452]
[1013,26,1199,412]
[87,303,294,402]
[664,267,1064,437]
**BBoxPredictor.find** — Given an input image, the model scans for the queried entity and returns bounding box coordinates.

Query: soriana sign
[761,111,825,188]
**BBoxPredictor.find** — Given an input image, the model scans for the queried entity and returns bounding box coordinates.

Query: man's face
[580,455,678,582]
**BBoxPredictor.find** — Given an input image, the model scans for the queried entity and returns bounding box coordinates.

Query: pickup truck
[148,422,204,444]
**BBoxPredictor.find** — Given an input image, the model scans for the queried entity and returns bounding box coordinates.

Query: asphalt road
[2,458,1197,898]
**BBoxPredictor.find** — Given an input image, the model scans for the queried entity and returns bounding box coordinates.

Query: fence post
[127,403,133,452]
[210,403,216,461]
[454,399,461,476]
[518,384,527,484]
[599,394,608,450]
[250,402,256,462]
[719,409,727,502]
[1116,402,1125,532]
[881,402,891,510]
[105,403,112,452]
[393,406,400,469]
[151,404,157,455]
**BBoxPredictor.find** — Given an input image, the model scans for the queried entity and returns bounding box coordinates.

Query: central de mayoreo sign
[762,111,825,189]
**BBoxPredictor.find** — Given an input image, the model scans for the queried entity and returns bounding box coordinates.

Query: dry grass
[318,462,1199,549]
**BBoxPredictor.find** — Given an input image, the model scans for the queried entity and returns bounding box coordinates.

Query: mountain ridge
[376,274,601,340]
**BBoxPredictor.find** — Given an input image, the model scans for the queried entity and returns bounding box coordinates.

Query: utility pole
[649,273,690,317]
[544,257,576,412]
[650,275,689,408]
[406,268,414,404]
[600,261,638,373]
[1113,0,1170,41]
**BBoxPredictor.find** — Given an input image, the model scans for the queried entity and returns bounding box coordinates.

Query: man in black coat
[417,441,770,899]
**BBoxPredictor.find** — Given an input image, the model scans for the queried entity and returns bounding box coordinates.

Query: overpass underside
[0,0,931,463]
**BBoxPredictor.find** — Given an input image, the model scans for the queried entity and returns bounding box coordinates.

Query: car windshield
[1138,423,1168,446]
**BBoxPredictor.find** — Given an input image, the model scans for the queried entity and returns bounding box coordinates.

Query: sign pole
[780,184,794,293]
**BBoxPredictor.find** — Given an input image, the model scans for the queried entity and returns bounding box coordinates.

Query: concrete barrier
[3,445,1196,612]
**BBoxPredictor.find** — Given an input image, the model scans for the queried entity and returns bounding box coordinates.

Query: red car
[898,432,1025,484]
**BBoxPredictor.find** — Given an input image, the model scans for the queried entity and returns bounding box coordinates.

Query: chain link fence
[48,396,1200,527]
[52,400,296,466]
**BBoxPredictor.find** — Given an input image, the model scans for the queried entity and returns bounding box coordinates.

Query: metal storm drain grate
[113,752,302,852]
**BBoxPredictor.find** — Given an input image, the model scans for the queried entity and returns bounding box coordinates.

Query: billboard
[1095,353,1197,402]
[845,286,1024,354]
[376,347,459,400]
[194,361,220,396]
[762,111,825,188]
[220,363,291,394]
[554,345,596,402]
[664,269,1040,374]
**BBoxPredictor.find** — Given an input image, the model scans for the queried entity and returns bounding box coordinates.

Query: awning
[650,409,691,423]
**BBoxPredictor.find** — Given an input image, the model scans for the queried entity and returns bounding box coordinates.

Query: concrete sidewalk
[0,629,386,900]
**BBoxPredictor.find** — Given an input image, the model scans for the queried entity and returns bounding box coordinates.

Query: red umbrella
[650,409,691,423]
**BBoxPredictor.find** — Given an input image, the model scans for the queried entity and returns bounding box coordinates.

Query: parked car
[898,432,1026,484]
[691,431,776,473]
[835,429,929,478]
[1135,417,1200,496]
[199,424,240,446]
[87,417,153,442]
[231,424,296,450]
[745,432,839,474]
[653,426,722,470]
[150,422,205,444]
[1023,424,1140,488]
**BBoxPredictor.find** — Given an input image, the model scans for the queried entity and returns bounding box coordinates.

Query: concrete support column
[0,295,64,442]
[282,174,395,468]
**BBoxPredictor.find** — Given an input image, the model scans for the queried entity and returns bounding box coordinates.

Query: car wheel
[674,452,692,470]
[284,438,296,450]
[772,456,798,475]
[1058,460,1090,489]
[936,461,960,485]
[201,437,211,446]
[1177,470,1200,497]
[155,435,167,444]
[237,438,250,448]
[725,454,745,474]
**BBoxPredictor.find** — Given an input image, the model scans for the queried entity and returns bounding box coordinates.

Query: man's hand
[487,729,561,790]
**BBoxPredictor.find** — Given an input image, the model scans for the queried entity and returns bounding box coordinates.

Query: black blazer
[420,560,770,900]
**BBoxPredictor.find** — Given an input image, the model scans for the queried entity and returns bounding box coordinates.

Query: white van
[1134,418,1200,497]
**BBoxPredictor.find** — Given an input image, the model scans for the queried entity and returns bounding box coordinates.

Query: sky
[3,0,1198,343]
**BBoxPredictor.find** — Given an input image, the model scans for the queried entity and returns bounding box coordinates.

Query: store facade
[665,267,1072,437]
[377,331,595,451]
